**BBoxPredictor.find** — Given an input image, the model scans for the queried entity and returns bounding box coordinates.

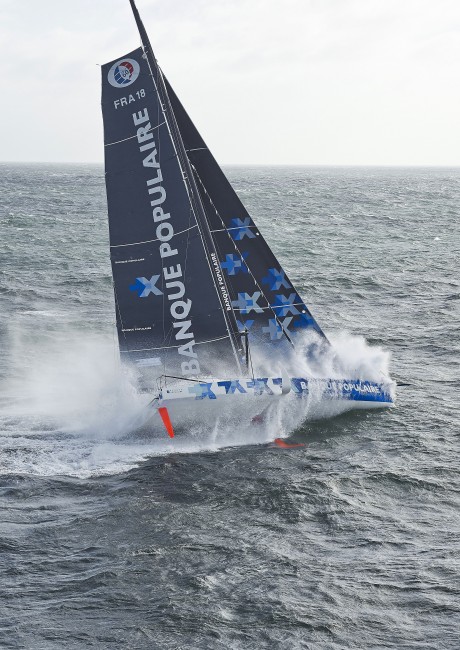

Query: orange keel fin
[273,438,305,448]
[158,407,175,438]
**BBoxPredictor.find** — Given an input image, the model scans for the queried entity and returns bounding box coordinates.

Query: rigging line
[162,325,176,372]
[248,336,255,381]
[112,281,129,349]
[210,226,257,233]
[105,121,166,147]
[191,164,296,347]
[120,334,231,353]
[161,374,211,384]
[129,2,174,378]
[110,224,198,248]
[146,60,168,365]
[231,303,306,312]
[141,50,216,304]
[186,147,208,153]
[141,52,199,232]
[182,205,193,286]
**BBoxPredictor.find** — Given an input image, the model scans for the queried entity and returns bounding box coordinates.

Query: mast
[128,0,243,372]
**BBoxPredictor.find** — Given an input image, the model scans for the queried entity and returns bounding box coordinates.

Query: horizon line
[1,160,460,169]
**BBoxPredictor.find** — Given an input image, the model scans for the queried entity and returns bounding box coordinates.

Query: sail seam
[210,227,257,233]
[121,334,230,353]
[105,121,166,147]
[232,303,307,312]
[110,224,198,248]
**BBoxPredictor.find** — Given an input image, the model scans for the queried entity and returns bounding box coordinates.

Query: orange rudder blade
[158,407,175,438]
[273,438,305,448]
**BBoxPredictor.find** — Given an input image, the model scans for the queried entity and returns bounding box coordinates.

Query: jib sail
[163,77,327,352]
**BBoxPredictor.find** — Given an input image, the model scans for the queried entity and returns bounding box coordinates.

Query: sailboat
[101,0,394,438]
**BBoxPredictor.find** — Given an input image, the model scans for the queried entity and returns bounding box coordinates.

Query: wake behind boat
[101,0,394,437]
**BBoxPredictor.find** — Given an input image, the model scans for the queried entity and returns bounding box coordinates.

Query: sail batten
[120,334,232,353]
[110,224,199,249]
[105,121,166,147]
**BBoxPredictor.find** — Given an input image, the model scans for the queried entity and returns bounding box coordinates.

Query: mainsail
[102,48,241,379]
[101,0,326,381]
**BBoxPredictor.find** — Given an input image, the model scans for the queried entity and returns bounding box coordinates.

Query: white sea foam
[0,326,393,479]
[249,329,391,383]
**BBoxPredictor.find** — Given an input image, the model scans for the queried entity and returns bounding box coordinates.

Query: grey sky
[1,0,459,165]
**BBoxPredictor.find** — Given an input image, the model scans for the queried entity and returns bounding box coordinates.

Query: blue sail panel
[163,76,327,354]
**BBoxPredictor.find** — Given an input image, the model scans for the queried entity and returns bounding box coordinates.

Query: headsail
[163,78,327,352]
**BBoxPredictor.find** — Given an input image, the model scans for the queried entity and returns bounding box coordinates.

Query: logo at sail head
[107,58,140,88]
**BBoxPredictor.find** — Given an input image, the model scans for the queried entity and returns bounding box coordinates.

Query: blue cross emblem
[236,319,254,332]
[129,275,162,298]
[246,378,274,395]
[228,217,256,240]
[188,383,216,400]
[217,380,247,394]
[271,293,301,317]
[262,268,290,291]
[220,252,249,275]
[262,317,293,340]
[232,292,264,314]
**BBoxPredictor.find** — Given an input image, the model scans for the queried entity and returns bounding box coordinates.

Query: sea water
[0,164,459,648]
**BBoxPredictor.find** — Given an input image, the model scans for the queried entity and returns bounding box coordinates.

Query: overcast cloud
[1,0,459,165]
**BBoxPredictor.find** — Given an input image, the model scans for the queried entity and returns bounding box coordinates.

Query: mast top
[129,0,154,57]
